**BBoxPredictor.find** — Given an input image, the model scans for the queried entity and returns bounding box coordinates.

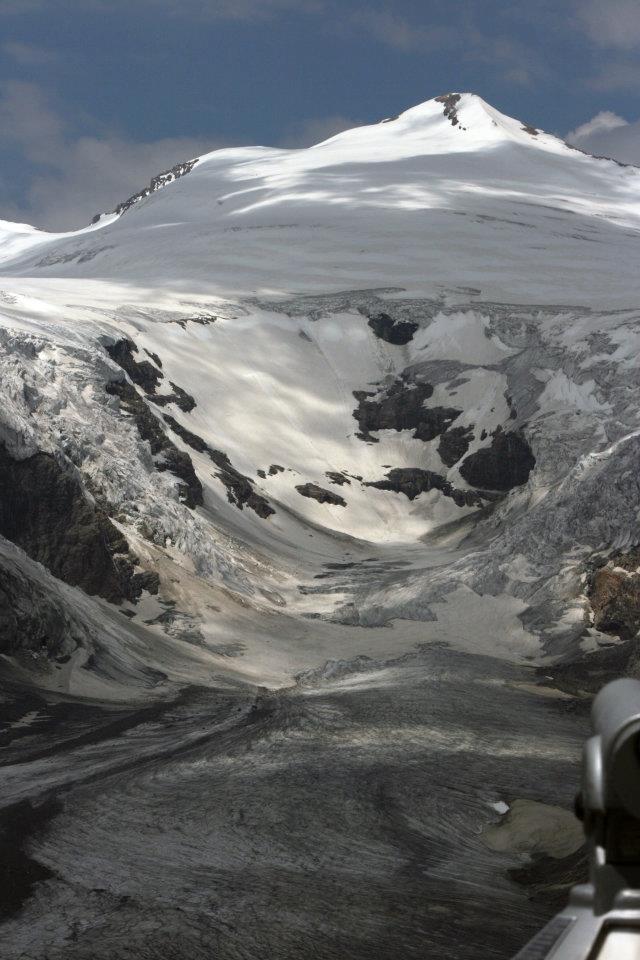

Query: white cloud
[347,9,543,86]
[0,80,65,160]
[577,0,640,49]
[566,111,628,142]
[279,115,360,148]
[2,40,58,64]
[566,110,640,166]
[574,1,640,88]
[125,0,323,20]
[24,135,223,231]
[0,81,221,231]
[349,10,454,52]
[0,80,364,230]
[0,0,46,11]
[587,61,640,91]
[0,0,322,19]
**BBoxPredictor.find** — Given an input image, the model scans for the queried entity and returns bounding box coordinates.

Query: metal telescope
[513,679,640,959]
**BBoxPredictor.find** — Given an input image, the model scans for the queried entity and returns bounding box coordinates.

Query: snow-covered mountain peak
[1,87,640,960]
[296,91,562,160]
[4,90,640,307]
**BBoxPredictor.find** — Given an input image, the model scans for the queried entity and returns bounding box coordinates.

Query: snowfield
[0,93,638,960]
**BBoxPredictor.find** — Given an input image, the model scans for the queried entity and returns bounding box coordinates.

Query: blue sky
[2,0,640,230]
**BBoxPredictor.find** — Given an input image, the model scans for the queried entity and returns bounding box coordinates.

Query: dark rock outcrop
[144,350,162,369]
[296,484,347,507]
[506,394,518,420]
[169,314,216,329]
[0,560,85,657]
[0,798,61,920]
[547,549,640,696]
[435,93,461,126]
[364,311,418,345]
[0,445,146,603]
[105,339,163,393]
[459,430,535,491]
[438,425,474,467]
[367,467,483,507]
[268,464,284,476]
[326,472,351,486]
[162,415,274,518]
[105,339,196,412]
[588,550,640,641]
[92,158,199,222]
[161,416,209,454]
[353,377,461,442]
[413,406,462,442]
[537,547,640,696]
[106,381,203,509]
[149,382,196,413]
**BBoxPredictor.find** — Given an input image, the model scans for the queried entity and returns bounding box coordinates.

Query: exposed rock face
[0,445,144,603]
[435,92,462,126]
[326,471,351,486]
[149,382,196,413]
[169,314,216,329]
[0,798,61,921]
[105,339,196,411]
[161,416,209,454]
[438,425,474,467]
[0,558,86,657]
[589,550,640,641]
[353,378,461,442]
[93,158,199,222]
[367,467,483,507]
[105,381,203,509]
[547,550,640,696]
[607,548,640,577]
[144,349,162,368]
[364,311,418,345]
[105,339,163,393]
[296,484,347,507]
[459,430,536,491]
[163,415,274,518]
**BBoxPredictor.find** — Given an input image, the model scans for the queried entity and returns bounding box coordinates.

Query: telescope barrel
[592,679,640,819]
[512,679,640,958]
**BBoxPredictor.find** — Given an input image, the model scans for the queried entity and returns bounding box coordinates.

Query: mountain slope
[0,92,638,960]
[0,92,638,689]
[4,92,640,303]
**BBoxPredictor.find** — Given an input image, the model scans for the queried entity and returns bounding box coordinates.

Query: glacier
[0,92,638,959]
